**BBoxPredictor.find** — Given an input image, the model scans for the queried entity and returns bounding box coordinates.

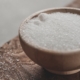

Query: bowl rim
[19,7,80,55]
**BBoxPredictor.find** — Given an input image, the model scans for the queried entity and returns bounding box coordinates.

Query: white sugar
[20,12,80,51]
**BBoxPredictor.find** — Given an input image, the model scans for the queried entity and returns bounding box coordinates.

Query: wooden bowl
[19,7,80,75]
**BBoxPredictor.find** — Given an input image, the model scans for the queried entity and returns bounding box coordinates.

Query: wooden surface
[0,0,80,80]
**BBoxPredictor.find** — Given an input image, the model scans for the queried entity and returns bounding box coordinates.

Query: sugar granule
[20,12,80,51]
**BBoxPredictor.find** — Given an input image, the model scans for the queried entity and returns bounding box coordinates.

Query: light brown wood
[19,7,80,75]
[0,0,80,79]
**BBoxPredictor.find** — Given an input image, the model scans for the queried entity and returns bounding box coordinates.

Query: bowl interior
[31,8,80,19]
[19,7,80,54]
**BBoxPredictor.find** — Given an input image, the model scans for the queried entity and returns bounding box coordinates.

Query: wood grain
[0,0,80,80]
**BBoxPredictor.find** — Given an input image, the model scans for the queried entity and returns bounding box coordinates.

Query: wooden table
[0,0,80,80]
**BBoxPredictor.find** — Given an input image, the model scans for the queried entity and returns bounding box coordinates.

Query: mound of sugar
[20,12,80,51]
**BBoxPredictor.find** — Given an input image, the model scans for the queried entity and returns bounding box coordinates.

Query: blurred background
[0,0,74,46]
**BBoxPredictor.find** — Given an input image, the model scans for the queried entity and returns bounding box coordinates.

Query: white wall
[0,0,73,46]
